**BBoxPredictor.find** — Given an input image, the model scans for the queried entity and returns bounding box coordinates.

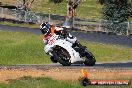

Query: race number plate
[48,37,55,45]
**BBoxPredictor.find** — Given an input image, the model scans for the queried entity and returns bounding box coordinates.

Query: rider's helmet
[40,22,50,35]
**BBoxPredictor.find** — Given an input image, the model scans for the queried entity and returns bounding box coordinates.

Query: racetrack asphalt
[0,61,132,69]
[0,24,132,68]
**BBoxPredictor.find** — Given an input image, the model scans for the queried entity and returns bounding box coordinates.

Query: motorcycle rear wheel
[84,52,96,66]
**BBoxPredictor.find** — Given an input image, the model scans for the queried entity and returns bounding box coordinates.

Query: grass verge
[81,40,132,62]
[0,30,50,65]
[0,30,132,64]
[0,0,102,19]
[0,76,131,88]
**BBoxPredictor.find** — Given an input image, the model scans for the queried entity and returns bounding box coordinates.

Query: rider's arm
[55,27,63,31]
[55,27,68,38]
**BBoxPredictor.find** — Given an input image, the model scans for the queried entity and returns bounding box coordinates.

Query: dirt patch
[0,68,132,83]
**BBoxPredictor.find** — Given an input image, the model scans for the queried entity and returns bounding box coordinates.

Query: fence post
[126,21,130,36]
[72,17,74,28]
[98,19,101,31]
[24,11,27,22]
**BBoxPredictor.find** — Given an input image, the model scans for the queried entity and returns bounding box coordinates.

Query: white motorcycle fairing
[44,35,84,63]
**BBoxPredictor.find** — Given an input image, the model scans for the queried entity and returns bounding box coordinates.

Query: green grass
[0,30,132,64]
[81,40,132,62]
[31,0,102,19]
[0,76,131,88]
[1,0,102,19]
[0,30,50,65]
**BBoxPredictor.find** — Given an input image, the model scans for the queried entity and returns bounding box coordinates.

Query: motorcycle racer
[40,22,85,51]
[40,22,96,66]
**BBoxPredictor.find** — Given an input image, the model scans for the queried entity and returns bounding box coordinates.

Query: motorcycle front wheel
[53,47,71,66]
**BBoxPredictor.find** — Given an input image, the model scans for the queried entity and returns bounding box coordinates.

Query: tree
[98,0,132,34]
[17,0,35,11]
[63,0,80,28]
